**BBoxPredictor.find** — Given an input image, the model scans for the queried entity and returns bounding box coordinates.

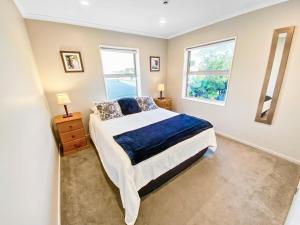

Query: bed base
[138,148,208,197]
[92,138,208,199]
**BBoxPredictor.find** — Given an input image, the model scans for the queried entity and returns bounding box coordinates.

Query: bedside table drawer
[164,101,172,107]
[156,101,164,107]
[63,137,87,153]
[60,128,85,143]
[57,119,83,133]
[155,98,172,111]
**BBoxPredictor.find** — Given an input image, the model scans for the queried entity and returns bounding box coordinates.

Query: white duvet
[89,108,217,225]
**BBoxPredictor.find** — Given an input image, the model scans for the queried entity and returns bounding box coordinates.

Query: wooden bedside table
[154,98,172,111]
[53,112,89,156]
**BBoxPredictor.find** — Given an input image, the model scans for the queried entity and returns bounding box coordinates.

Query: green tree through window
[185,39,235,104]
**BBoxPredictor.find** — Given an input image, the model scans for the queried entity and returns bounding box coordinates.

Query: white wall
[167,0,300,163]
[25,20,168,129]
[0,1,59,225]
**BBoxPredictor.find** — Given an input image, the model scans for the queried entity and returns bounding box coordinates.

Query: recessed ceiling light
[79,0,89,6]
[162,0,169,6]
[159,18,166,25]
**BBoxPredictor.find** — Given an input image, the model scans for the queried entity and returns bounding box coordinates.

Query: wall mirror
[255,26,295,125]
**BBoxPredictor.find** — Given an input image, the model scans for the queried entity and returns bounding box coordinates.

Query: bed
[89,108,217,225]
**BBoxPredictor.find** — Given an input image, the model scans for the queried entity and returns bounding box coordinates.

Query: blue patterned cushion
[117,98,141,115]
[95,101,123,121]
[136,96,158,111]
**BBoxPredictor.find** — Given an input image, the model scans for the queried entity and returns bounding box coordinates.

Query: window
[183,38,236,105]
[100,47,141,100]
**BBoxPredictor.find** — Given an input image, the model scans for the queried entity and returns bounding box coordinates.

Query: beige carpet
[61,135,300,225]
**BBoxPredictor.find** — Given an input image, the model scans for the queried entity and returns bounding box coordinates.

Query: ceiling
[14,0,287,39]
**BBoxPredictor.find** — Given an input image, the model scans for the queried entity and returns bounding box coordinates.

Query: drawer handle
[69,125,73,129]
[72,135,75,138]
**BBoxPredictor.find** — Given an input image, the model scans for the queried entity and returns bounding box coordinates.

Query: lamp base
[158,91,164,100]
[62,113,73,118]
[62,104,72,118]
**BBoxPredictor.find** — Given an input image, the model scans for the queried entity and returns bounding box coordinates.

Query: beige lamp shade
[56,93,71,105]
[158,83,165,91]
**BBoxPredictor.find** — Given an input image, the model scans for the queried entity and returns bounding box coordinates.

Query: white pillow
[90,105,99,114]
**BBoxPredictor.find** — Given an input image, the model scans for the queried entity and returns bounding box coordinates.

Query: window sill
[181,97,226,106]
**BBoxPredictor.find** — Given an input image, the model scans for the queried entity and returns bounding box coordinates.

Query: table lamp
[158,83,165,99]
[56,93,72,118]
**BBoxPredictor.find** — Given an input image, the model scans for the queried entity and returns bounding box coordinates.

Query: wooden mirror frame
[255,26,295,125]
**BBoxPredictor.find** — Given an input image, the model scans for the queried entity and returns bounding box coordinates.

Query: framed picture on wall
[150,56,160,72]
[60,51,84,73]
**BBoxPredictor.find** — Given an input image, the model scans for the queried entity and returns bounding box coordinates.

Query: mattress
[89,108,217,225]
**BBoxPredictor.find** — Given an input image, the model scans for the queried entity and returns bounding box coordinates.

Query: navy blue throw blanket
[113,114,213,165]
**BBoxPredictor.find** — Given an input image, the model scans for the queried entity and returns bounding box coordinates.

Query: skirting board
[215,131,300,165]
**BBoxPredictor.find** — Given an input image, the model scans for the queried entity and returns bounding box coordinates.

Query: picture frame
[150,56,160,72]
[60,51,84,73]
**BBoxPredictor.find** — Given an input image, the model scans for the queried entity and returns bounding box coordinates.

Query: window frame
[182,37,237,106]
[100,45,142,100]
